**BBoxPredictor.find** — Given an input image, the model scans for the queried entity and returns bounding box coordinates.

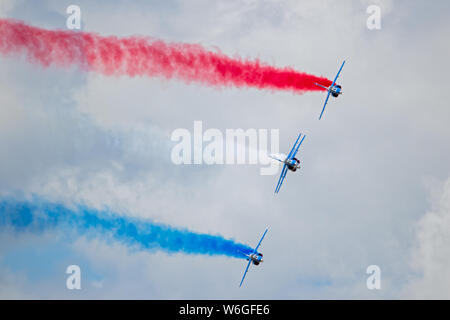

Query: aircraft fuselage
[286,157,301,172]
[329,84,342,97]
[246,252,263,265]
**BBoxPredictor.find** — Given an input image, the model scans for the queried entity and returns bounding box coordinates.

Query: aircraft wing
[331,60,345,87]
[290,134,306,159]
[274,164,288,194]
[239,259,252,287]
[254,228,268,253]
[318,91,331,120]
[286,133,302,160]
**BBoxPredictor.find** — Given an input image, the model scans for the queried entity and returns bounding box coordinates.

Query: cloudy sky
[0,0,449,299]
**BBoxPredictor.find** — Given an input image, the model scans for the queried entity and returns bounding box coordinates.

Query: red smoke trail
[0,19,332,92]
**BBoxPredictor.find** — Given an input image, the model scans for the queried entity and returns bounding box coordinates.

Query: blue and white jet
[315,60,346,120]
[239,228,268,287]
[269,133,306,194]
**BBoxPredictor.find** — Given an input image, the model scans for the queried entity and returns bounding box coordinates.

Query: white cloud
[405,177,450,298]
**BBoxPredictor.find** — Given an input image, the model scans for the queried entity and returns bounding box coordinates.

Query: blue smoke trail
[0,198,253,259]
